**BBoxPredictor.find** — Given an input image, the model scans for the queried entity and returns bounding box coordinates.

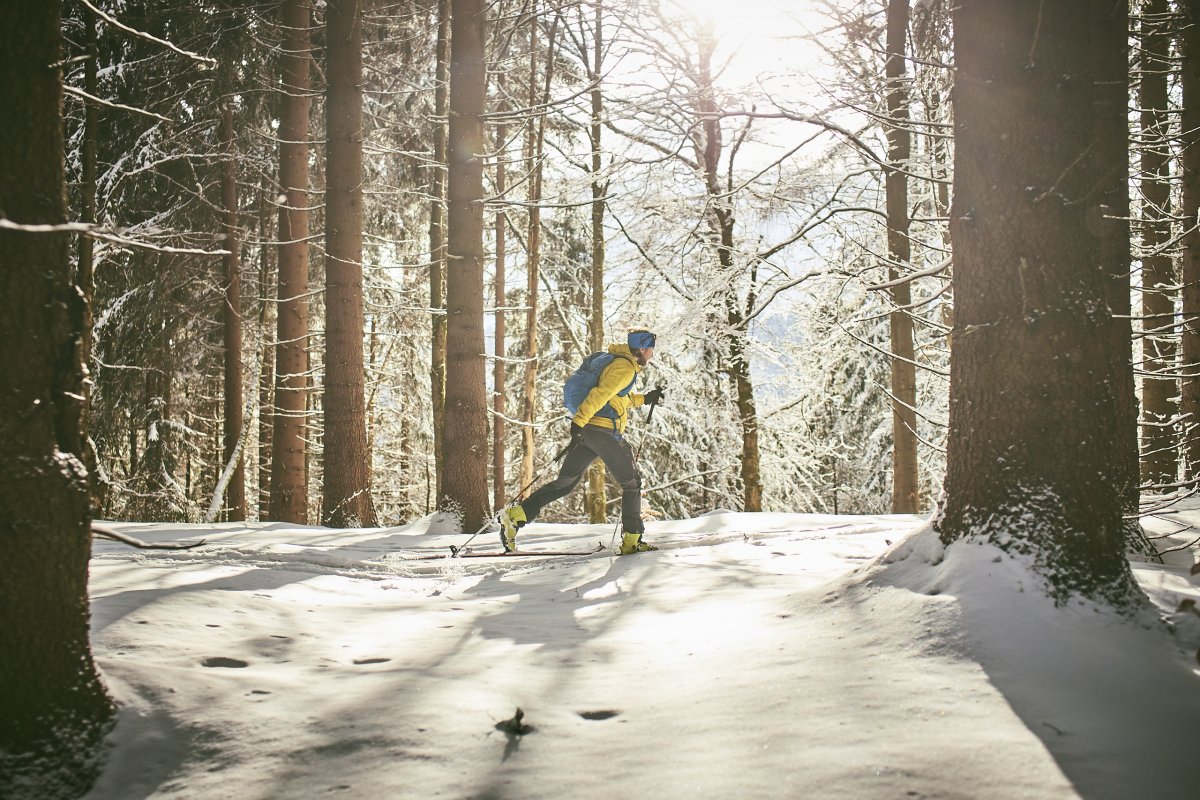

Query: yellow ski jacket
[570,343,648,434]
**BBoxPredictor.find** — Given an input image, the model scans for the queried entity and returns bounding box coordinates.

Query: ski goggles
[627,331,656,349]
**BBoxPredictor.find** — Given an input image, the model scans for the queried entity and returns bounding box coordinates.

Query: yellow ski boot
[619,532,658,555]
[498,505,527,553]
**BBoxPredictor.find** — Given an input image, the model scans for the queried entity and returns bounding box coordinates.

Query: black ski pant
[520,425,644,534]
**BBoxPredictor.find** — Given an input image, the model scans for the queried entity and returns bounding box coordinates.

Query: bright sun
[672,0,827,91]
[684,0,798,41]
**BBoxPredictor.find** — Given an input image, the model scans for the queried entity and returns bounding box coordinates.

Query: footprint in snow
[201,656,249,668]
[578,710,620,721]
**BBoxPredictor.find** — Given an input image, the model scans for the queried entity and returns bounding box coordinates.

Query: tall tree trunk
[219,102,246,521]
[584,0,608,524]
[443,0,490,532]
[885,0,919,513]
[269,0,312,522]
[1139,0,1179,487]
[323,0,376,527]
[519,6,545,494]
[1094,0,1150,554]
[431,0,450,500]
[0,2,115,794]
[1180,0,1200,481]
[727,312,762,511]
[939,0,1142,607]
[494,110,509,511]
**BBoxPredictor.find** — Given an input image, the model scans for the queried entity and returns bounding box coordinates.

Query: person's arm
[572,357,636,425]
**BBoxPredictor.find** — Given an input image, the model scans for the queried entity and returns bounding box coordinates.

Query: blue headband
[627,331,656,350]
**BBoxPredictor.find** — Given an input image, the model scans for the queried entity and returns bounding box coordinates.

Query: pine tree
[939,0,1144,607]
[1179,0,1200,481]
[322,0,376,526]
[270,0,314,522]
[884,0,919,513]
[442,0,490,532]
[0,2,115,794]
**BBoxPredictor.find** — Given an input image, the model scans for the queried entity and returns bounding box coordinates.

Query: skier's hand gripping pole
[644,384,665,426]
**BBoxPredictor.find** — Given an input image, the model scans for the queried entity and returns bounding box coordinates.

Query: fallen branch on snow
[91,523,206,550]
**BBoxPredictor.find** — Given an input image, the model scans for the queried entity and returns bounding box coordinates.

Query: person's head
[627,328,656,366]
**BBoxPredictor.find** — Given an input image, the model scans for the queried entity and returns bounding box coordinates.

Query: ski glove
[569,422,586,446]
[643,387,665,406]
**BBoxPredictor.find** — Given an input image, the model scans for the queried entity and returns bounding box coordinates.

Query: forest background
[55,0,967,533]
[55,0,1196,540]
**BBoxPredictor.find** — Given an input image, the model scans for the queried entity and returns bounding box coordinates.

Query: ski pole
[448,517,499,557]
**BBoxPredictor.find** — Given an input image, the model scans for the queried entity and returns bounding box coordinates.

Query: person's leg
[500,436,597,552]
[591,432,644,535]
[518,438,595,521]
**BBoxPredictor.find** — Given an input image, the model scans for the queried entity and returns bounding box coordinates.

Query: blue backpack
[563,351,637,421]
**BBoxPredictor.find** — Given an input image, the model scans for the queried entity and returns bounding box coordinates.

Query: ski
[401,542,608,561]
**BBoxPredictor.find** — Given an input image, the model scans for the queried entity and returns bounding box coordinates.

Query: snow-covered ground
[83,507,1200,800]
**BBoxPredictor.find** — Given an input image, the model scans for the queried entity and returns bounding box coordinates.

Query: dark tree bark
[269,0,313,522]
[939,0,1143,607]
[1093,0,1151,554]
[431,0,450,500]
[443,0,490,532]
[0,2,115,795]
[322,0,377,526]
[1138,0,1178,486]
[1180,0,1200,480]
[885,0,920,514]
[219,102,246,521]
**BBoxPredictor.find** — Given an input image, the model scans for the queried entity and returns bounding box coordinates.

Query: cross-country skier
[498,328,665,554]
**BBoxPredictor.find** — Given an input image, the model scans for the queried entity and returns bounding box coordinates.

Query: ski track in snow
[90,518,894,581]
